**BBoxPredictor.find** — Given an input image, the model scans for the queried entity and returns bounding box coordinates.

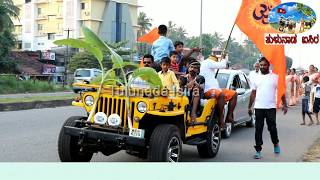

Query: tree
[0,29,16,73]
[186,33,224,57]
[168,26,188,43]
[0,0,19,32]
[137,12,152,37]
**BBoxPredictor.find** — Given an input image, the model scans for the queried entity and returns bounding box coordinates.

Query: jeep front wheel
[58,116,93,162]
[197,121,221,158]
[148,124,182,162]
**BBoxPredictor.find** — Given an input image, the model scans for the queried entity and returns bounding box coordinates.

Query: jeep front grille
[95,97,135,128]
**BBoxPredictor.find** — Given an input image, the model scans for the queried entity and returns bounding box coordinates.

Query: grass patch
[0,75,71,94]
[0,94,75,104]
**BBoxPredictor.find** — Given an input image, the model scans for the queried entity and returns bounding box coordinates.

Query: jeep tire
[148,124,182,162]
[197,121,221,158]
[58,116,93,162]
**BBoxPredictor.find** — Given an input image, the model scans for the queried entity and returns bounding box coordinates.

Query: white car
[73,68,102,93]
[216,69,255,138]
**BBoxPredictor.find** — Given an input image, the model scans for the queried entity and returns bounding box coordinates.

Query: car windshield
[216,73,230,88]
[75,70,90,77]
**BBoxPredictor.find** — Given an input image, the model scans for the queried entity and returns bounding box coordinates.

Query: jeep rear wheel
[58,116,93,162]
[197,121,221,158]
[148,124,182,162]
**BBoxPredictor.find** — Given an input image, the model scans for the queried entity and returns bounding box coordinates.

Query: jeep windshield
[75,70,90,77]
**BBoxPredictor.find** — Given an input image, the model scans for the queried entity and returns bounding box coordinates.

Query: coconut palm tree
[0,0,19,32]
[137,12,152,37]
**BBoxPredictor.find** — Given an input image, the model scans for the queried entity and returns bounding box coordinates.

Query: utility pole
[63,28,72,87]
[200,0,203,49]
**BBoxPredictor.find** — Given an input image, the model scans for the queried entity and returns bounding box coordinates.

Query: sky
[137,0,320,69]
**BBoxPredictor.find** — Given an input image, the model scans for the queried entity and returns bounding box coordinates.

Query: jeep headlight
[107,114,121,127]
[94,112,108,125]
[84,95,94,106]
[137,101,147,113]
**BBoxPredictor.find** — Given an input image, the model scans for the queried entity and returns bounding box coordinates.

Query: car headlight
[137,101,147,113]
[107,114,121,127]
[84,95,94,106]
[94,112,108,125]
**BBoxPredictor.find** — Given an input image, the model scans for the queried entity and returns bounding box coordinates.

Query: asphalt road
[1,104,320,162]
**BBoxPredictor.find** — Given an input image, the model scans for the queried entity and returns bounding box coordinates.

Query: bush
[0,75,70,94]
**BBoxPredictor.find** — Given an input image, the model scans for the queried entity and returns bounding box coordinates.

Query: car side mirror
[236,88,246,95]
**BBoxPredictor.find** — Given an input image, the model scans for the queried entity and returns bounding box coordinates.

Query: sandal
[300,123,306,125]
[308,122,314,126]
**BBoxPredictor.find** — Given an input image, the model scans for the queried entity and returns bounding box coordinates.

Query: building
[12,0,139,51]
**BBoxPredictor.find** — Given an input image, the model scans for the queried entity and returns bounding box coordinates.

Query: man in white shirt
[248,62,260,85]
[200,55,237,127]
[248,57,288,159]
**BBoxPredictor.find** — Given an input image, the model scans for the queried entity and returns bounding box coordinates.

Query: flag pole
[215,22,236,78]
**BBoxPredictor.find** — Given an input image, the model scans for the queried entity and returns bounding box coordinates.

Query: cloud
[287,4,297,12]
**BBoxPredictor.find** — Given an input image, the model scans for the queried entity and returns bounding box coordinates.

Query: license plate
[129,128,145,138]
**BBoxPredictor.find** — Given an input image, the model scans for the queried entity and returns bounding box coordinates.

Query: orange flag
[236,0,286,106]
[137,28,160,44]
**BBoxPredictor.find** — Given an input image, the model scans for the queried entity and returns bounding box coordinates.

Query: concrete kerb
[0,99,74,112]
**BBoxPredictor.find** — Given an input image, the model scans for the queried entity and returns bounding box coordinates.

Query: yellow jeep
[58,83,221,162]
[55,26,222,162]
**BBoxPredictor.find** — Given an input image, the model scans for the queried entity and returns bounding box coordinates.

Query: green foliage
[54,39,103,62]
[0,29,16,73]
[68,51,101,73]
[0,0,19,32]
[0,75,69,94]
[167,21,188,43]
[137,12,152,37]
[130,67,162,88]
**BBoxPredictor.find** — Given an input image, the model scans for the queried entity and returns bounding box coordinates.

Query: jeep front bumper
[64,126,146,147]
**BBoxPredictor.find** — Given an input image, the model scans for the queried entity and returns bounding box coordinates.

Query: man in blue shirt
[151,25,174,63]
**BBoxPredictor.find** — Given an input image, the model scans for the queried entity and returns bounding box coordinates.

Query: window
[17,41,22,49]
[24,42,31,49]
[75,70,90,77]
[38,8,42,15]
[48,33,55,40]
[230,75,241,90]
[38,24,43,30]
[25,0,31,3]
[94,71,101,77]
[240,74,250,89]
[216,73,230,89]
[81,3,86,10]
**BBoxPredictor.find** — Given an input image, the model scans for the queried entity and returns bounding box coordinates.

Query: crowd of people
[286,65,320,126]
[139,24,319,160]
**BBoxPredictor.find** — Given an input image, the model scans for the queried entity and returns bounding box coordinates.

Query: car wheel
[197,120,221,158]
[148,124,182,162]
[246,112,256,127]
[58,116,93,162]
[222,123,232,138]
[73,89,79,93]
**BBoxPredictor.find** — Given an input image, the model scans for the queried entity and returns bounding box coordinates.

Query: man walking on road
[248,57,288,159]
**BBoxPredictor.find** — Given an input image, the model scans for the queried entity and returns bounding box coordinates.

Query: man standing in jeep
[200,54,237,127]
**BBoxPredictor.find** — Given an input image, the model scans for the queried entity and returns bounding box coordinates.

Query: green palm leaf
[54,39,103,62]
[131,67,162,88]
